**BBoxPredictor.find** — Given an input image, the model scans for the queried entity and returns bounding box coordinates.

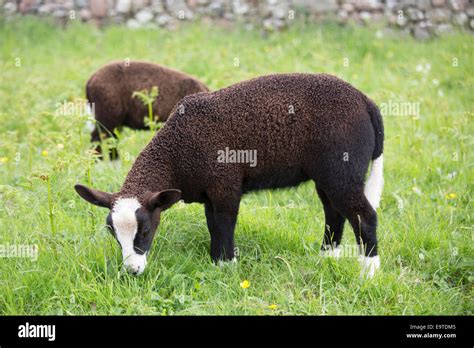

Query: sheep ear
[147,189,181,211]
[74,184,113,209]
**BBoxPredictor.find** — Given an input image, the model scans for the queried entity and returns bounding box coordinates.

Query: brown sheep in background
[86,61,209,158]
[75,73,384,279]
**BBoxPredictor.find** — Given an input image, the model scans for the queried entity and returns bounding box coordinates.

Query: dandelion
[41,150,49,156]
[0,157,8,164]
[445,192,457,200]
[268,304,278,310]
[240,280,250,289]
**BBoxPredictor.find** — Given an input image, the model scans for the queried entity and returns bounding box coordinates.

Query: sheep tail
[364,98,384,210]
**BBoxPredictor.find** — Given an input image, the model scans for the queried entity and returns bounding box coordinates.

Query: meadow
[0,17,472,315]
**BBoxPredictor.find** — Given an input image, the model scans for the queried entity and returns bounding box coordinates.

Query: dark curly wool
[118,73,384,262]
[86,61,208,157]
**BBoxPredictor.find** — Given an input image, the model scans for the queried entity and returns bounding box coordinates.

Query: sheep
[86,61,209,159]
[75,73,384,278]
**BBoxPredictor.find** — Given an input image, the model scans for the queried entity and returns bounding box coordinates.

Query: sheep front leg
[204,200,239,263]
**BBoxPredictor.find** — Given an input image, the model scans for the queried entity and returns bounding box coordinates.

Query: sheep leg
[91,127,103,158]
[330,190,379,277]
[204,199,239,263]
[316,187,345,257]
[91,124,119,161]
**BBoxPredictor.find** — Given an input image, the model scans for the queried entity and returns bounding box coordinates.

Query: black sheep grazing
[75,73,384,278]
[86,61,209,158]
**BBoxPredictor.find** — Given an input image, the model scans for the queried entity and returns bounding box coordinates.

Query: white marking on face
[359,255,380,279]
[111,197,146,274]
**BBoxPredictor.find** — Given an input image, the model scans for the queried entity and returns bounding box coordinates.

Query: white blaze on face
[111,198,147,275]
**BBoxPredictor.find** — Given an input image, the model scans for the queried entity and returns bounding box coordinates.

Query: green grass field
[0,17,472,315]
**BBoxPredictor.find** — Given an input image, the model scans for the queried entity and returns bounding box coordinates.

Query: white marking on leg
[111,198,145,274]
[85,119,96,133]
[217,258,238,267]
[359,255,380,279]
[364,154,384,210]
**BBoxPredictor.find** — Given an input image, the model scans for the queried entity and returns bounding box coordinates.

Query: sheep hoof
[217,258,238,267]
[359,255,380,279]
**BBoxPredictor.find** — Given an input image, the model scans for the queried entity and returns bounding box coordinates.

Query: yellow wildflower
[41,150,48,156]
[240,280,250,289]
[445,193,457,200]
[268,304,278,310]
[0,157,8,164]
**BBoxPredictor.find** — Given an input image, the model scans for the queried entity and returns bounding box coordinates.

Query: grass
[0,16,472,315]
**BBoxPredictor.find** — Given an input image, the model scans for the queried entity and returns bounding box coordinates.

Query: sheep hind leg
[91,126,104,160]
[327,189,380,278]
[316,186,346,258]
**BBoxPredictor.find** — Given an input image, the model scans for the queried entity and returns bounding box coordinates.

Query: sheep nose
[124,263,141,275]
[123,254,147,275]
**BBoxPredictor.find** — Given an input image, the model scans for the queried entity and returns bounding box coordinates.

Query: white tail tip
[364,154,384,210]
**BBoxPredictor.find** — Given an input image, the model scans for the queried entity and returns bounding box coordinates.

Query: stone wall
[2,0,473,39]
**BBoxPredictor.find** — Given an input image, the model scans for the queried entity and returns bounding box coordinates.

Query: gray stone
[4,1,17,14]
[166,0,193,19]
[413,26,431,40]
[341,3,354,12]
[115,0,131,14]
[53,9,67,18]
[453,12,468,25]
[79,8,92,20]
[470,18,474,29]
[435,23,453,34]
[449,0,468,11]
[426,8,451,23]
[126,18,141,28]
[38,4,55,15]
[407,7,424,21]
[292,0,337,13]
[466,7,474,17]
[398,0,416,7]
[75,0,89,8]
[355,0,383,11]
[132,0,149,11]
[156,13,172,26]
[135,9,153,23]
[209,1,225,17]
[337,10,349,22]
[150,0,164,13]
[431,0,446,7]
[416,0,432,10]
[385,0,399,10]
[90,0,108,17]
[232,0,249,16]
[272,3,289,19]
